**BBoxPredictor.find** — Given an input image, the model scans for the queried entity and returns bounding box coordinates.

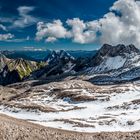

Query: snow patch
[1,84,140,132]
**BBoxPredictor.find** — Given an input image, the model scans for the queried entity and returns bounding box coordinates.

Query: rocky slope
[87,44,140,73]
[0,53,10,70]
[30,50,77,79]
[0,54,46,85]
[85,44,140,84]
[1,114,140,140]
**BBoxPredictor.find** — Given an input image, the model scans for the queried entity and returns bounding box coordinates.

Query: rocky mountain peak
[0,53,8,61]
[98,44,140,57]
[58,50,71,58]
[0,53,9,71]
[44,50,75,64]
[14,58,29,66]
[89,44,140,73]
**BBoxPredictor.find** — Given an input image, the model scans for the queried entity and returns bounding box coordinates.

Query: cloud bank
[0,33,14,41]
[36,0,140,47]
[11,6,38,29]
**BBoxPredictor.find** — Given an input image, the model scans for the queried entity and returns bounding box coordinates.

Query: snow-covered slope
[90,55,126,73]
[1,80,140,132]
[84,44,140,84]
[87,44,140,74]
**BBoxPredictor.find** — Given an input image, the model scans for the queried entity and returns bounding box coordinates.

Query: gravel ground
[0,114,140,140]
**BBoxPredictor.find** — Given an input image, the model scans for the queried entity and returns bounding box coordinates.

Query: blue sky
[0,0,116,50]
[0,0,139,50]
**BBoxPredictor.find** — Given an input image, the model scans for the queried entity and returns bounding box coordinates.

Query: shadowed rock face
[99,44,139,57]
[0,55,43,85]
[84,44,140,84]
[31,50,76,79]
[90,44,140,67]
[0,65,21,86]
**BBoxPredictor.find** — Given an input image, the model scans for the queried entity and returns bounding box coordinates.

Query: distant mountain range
[1,50,97,61]
[1,44,140,85]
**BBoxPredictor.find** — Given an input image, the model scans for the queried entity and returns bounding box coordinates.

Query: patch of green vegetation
[17,65,32,79]
[7,60,37,79]
[6,59,47,80]
[8,62,15,71]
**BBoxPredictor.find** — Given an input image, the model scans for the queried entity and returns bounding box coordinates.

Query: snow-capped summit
[44,50,75,64]
[31,50,77,78]
[59,50,75,60]
[86,44,140,84]
[87,44,140,74]
[44,50,57,63]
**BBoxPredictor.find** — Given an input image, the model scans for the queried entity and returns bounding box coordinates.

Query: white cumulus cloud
[36,20,68,42]
[0,33,14,41]
[36,0,140,47]
[45,37,57,42]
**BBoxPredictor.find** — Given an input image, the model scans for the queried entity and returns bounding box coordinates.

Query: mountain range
[1,44,140,85]
[1,50,97,61]
[1,44,140,134]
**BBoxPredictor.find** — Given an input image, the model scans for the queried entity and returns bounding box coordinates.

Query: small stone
[127,121,134,126]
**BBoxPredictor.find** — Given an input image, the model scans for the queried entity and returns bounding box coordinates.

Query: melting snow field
[0,84,140,132]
